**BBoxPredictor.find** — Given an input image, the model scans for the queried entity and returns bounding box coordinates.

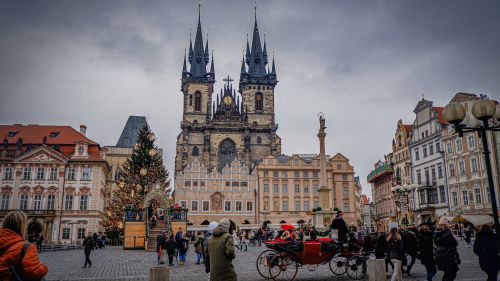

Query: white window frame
[3,167,13,180]
[191,200,199,212]
[235,201,242,212]
[65,194,74,210]
[471,158,478,173]
[246,201,253,212]
[80,194,88,210]
[23,167,31,180]
[475,188,482,204]
[20,194,28,210]
[456,139,463,152]
[47,194,56,210]
[224,200,231,212]
[282,200,288,211]
[447,142,453,154]
[467,135,475,149]
[1,194,10,210]
[81,168,91,181]
[202,200,210,212]
[66,168,76,180]
[33,194,42,210]
[36,167,45,180]
[452,192,458,206]
[459,161,465,175]
[462,190,469,205]
[294,200,301,211]
[50,167,58,180]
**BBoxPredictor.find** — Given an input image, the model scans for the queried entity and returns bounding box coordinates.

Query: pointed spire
[188,33,193,62]
[240,54,247,74]
[247,4,266,77]
[210,50,215,74]
[204,34,209,64]
[271,53,276,74]
[189,2,208,77]
[245,35,251,64]
[263,34,268,65]
[182,48,187,76]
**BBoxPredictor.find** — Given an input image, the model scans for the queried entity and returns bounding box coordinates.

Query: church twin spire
[182,4,276,85]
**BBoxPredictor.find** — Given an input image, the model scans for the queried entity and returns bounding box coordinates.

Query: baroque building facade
[0,124,108,244]
[256,153,360,228]
[174,8,281,175]
[368,156,395,232]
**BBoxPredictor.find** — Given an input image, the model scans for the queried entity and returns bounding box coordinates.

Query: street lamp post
[443,96,500,254]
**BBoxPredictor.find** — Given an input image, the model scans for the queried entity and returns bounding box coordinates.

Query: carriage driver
[331,211,349,243]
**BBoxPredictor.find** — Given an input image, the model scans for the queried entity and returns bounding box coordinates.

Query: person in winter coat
[0,211,48,281]
[156,232,164,263]
[418,225,437,281]
[178,232,189,267]
[400,228,418,276]
[164,234,177,266]
[82,232,94,268]
[331,211,349,243]
[203,221,218,270]
[375,232,393,274]
[473,225,498,281]
[194,231,204,264]
[205,218,237,281]
[464,227,472,247]
[434,217,460,281]
[387,227,405,281]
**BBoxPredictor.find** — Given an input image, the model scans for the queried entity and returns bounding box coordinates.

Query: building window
[343,203,350,212]
[475,188,482,204]
[273,171,278,177]
[263,200,270,211]
[303,172,309,178]
[419,190,426,204]
[462,190,469,205]
[313,200,319,209]
[36,167,45,180]
[66,168,76,180]
[263,183,269,193]
[80,194,88,210]
[429,144,434,155]
[415,149,420,160]
[423,146,427,158]
[20,194,28,210]
[65,194,73,210]
[452,192,458,206]
[282,200,288,211]
[191,200,198,212]
[342,175,348,181]
[255,92,263,111]
[23,167,31,180]
[424,169,430,185]
[343,186,349,198]
[456,139,463,152]
[282,183,288,193]
[77,228,86,239]
[224,201,231,211]
[1,194,10,210]
[282,171,288,177]
[304,200,310,211]
[47,194,55,210]
[33,194,42,210]
[431,166,436,181]
[246,201,253,212]
[50,168,58,180]
[194,92,201,111]
[273,199,280,211]
[437,164,443,179]
[294,200,301,211]
[3,167,13,180]
[62,228,70,240]
[304,184,309,193]
[449,164,455,177]
[273,183,279,193]
[486,188,491,203]
[439,186,446,203]
[313,171,318,178]
[202,201,209,211]
[81,168,91,181]
[417,170,422,184]
[459,161,465,175]
[294,171,300,178]
[263,171,268,177]
[294,184,300,193]
[235,201,242,212]
[467,135,475,149]
[447,143,453,154]
[471,158,478,173]
[313,183,318,193]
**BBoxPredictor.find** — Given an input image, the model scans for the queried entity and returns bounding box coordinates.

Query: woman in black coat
[418,225,437,281]
[473,225,498,281]
[434,218,460,281]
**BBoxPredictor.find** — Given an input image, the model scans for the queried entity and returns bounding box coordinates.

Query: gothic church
[174,7,281,174]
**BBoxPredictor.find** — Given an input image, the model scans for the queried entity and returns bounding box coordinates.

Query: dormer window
[7,131,17,137]
[78,146,84,155]
[49,132,60,138]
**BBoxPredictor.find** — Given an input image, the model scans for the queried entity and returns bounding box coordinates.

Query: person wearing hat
[205,218,237,281]
[202,221,218,268]
[331,211,349,243]
[434,217,460,281]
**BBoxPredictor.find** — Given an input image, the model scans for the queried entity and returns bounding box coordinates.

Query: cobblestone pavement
[40,240,495,281]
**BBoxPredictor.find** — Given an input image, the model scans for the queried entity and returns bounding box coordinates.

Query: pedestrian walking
[240,231,248,251]
[0,210,48,281]
[203,221,218,270]
[331,211,349,243]
[375,232,394,275]
[473,225,498,281]
[178,232,189,267]
[417,225,437,281]
[165,234,177,266]
[82,232,94,268]
[205,218,237,281]
[37,234,44,252]
[434,217,460,281]
[92,232,98,250]
[156,231,163,263]
[387,227,405,281]
[464,227,472,247]
[194,231,204,264]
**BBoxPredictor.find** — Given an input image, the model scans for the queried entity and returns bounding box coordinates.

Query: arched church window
[255,93,263,111]
[192,146,199,156]
[194,92,201,111]
[218,139,236,170]
[189,95,193,106]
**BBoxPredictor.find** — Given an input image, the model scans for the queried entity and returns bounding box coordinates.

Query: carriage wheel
[256,250,276,279]
[346,256,366,280]
[329,255,347,275]
[268,252,298,281]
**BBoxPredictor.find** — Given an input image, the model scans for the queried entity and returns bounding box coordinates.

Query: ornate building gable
[413,98,433,114]
[13,144,67,164]
[329,153,352,168]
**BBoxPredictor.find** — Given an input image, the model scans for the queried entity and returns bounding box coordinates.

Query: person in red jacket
[0,210,48,281]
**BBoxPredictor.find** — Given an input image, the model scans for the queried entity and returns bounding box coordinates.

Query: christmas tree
[104,123,170,233]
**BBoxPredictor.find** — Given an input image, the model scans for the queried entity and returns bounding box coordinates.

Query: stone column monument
[313,113,335,227]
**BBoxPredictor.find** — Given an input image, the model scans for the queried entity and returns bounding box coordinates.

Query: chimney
[80,125,87,136]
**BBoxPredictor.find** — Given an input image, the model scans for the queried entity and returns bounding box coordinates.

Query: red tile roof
[0,124,97,145]
[433,107,448,125]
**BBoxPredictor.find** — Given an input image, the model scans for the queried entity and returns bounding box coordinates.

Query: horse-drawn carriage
[256,237,374,281]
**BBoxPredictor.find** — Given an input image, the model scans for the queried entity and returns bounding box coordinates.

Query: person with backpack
[434,217,460,281]
[82,232,94,268]
[387,227,405,281]
[0,211,48,281]
[417,225,437,281]
[473,225,498,281]
[194,231,204,264]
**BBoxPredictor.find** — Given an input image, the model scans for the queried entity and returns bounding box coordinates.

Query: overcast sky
[1,0,500,199]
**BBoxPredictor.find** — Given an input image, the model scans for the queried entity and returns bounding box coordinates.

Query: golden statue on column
[314,113,334,227]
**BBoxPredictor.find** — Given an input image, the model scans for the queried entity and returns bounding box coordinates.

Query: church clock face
[223,96,232,105]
